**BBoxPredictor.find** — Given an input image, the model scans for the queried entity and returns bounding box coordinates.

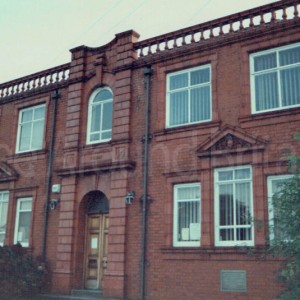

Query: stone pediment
[0,162,19,182]
[196,125,267,157]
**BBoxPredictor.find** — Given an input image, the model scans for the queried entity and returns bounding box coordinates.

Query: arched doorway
[83,190,109,289]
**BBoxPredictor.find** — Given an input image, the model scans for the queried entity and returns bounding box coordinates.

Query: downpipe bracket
[141,133,153,143]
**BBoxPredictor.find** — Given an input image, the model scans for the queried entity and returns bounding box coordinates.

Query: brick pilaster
[52,176,77,293]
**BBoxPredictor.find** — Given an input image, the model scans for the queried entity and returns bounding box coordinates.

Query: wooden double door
[84,213,109,289]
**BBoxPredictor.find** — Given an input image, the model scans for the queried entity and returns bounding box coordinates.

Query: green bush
[0,244,50,300]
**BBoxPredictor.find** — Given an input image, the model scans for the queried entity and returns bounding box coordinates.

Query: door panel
[84,214,109,289]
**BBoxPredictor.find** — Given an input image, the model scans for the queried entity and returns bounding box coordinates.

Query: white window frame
[0,191,9,246]
[166,65,212,128]
[14,197,32,247]
[173,183,201,247]
[86,87,113,144]
[16,104,46,153]
[214,165,254,247]
[267,174,292,241]
[250,42,300,114]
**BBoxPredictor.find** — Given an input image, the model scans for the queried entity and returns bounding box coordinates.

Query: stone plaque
[220,270,247,292]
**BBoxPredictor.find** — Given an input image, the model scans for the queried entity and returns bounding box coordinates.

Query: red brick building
[0,1,300,299]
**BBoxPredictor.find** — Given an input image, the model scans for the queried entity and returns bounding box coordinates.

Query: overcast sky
[0,0,279,83]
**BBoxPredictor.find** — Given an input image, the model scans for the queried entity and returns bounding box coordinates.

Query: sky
[0,0,279,83]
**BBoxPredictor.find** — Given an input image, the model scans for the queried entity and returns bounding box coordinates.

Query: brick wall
[125,22,300,300]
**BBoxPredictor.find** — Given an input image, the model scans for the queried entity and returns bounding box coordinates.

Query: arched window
[87,87,113,144]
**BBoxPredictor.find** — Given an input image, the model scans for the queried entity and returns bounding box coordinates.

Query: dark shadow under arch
[85,190,109,214]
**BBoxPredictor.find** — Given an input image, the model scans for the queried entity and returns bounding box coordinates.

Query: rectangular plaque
[221,270,247,292]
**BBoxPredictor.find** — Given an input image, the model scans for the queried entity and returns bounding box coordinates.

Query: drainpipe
[42,89,60,261]
[140,66,153,300]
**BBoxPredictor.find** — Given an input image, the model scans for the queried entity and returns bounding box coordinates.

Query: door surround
[83,190,109,290]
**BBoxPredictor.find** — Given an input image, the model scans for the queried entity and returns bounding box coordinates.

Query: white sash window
[173,183,201,247]
[16,104,46,153]
[0,191,9,246]
[267,175,292,241]
[214,166,254,247]
[14,197,32,247]
[166,65,211,127]
[250,43,300,113]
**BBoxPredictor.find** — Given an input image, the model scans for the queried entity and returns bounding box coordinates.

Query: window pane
[177,186,200,200]
[177,201,200,241]
[219,184,233,226]
[220,228,234,241]
[190,86,210,122]
[20,200,32,210]
[90,133,100,142]
[235,168,250,180]
[0,234,4,244]
[91,105,101,132]
[169,73,188,90]
[19,124,31,151]
[191,68,210,85]
[236,182,251,225]
[254,53,277,72]
[255,72,279,111]
[169,91,188,126]
[32,121,44,149]
[279,46,300,66]
[21,109,33,123]
[236,228,251,241]
[101,131,111,140]
[94,89,113,102]
[219,171,233,181]
[102,102,113,131]
[271,179,286,194]
[34,106,45,120]
[280,66,300,107]
[2,193,8,202]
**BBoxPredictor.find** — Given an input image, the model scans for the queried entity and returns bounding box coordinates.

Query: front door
[84,214,109,289]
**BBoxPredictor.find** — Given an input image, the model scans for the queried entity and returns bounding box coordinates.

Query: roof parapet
[0,63,70,101]
[134,0,300,57]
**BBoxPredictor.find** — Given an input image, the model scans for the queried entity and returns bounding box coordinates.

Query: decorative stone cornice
[56,160,136,177]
